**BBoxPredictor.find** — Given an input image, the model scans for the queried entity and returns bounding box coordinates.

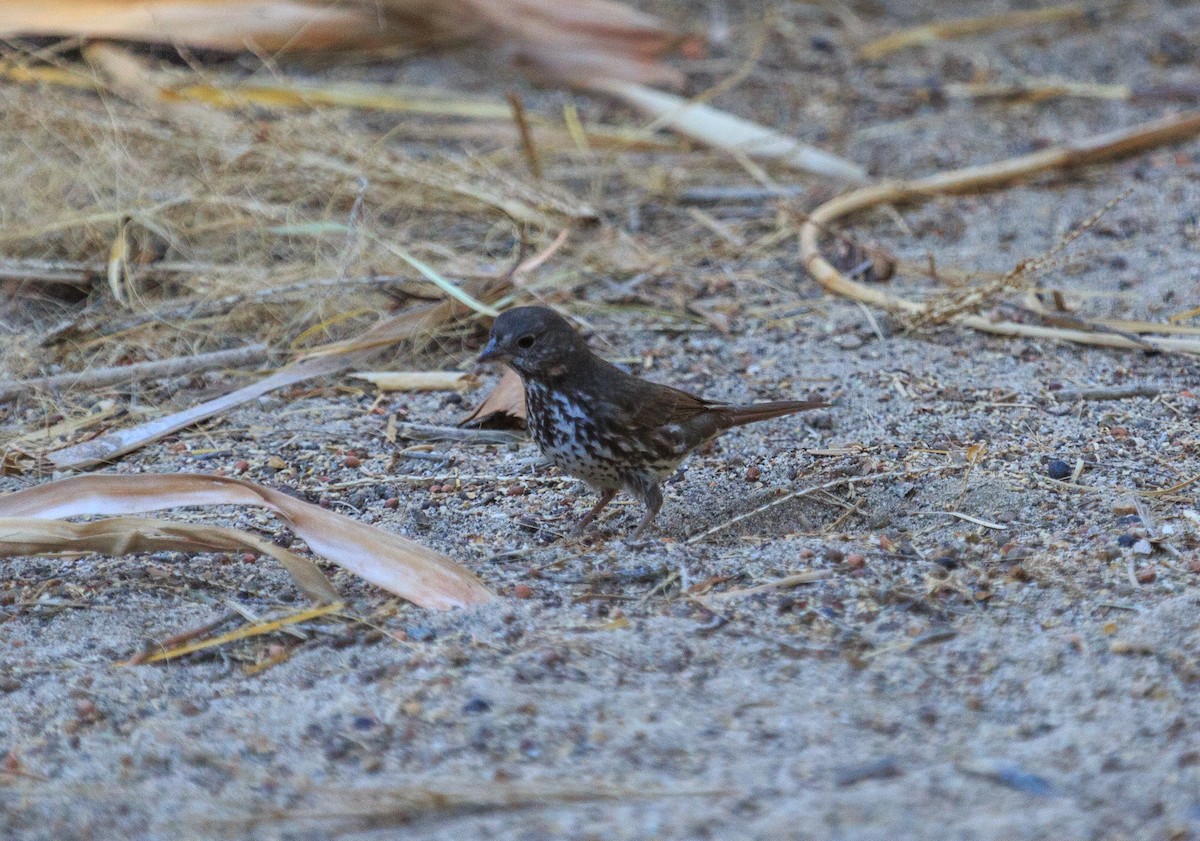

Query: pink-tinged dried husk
[459,366,527,429]
[0,1,387,51]
[0,0,688,87]
[0,515,341,604]
[0,473,496,609]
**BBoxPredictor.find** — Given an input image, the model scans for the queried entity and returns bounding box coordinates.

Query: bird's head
[477,305,586,379]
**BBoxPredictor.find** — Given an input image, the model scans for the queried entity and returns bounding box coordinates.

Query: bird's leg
[570,488,617,536]
[629,482,663,541]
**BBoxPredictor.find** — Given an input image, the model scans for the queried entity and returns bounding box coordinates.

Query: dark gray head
[477,306,589,379]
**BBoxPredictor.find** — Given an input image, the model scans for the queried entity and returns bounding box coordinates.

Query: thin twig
[394,423,525,445]
[0,344,271,403]
[686,467,957,544]
[706,570,834,601]
[799,110,1200,356]
[1055,385,1161,401]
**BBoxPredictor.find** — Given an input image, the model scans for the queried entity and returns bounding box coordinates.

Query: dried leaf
[459,366,527,428]
[0,515,340,604]
[0,1,387,52]
[0,473,495,609]
[0,0,689,88]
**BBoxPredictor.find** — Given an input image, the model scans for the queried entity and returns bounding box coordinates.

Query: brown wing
[626,379,722,430]
[566,352,725,439]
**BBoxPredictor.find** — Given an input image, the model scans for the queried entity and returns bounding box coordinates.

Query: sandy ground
[3,1,1200,839]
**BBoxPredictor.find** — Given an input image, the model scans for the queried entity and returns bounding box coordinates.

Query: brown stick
[0,344,271,404]
[798,111,1200,357]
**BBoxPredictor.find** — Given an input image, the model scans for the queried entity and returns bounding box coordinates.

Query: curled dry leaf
[0,473,495,610]
[459,366,527,429]
[0,516,339,604]
[0,0,688,88]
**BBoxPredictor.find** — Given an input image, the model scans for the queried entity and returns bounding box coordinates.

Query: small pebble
[1046,459,1071,480]
[344,455,361,468]
[384,497,399,509]
[744,465,761,482]
[1117,534,1137,548]
[463,697,492,714]
[505,485,528,497]
[233,459,249,474]
[810,34,836,53]
[404,625,436,643]
[1135,567,1157,584]
[514,584,534,599]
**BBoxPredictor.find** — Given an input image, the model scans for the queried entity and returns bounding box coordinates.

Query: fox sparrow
[477,306,826,539]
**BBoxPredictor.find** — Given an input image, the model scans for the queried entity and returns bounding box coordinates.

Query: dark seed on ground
[463,697,491,714]
[405,626,436,643]
[1046,459,1071,480]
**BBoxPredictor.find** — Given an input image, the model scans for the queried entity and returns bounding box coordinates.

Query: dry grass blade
[0,60,676,151]
[706,570,834,601]
[858,4,1087,60]
[83,42,244,141]
[3,400,120,453]
[350,371,479,392]
[137,602,343,664]
[799,110,1200,356]
[590,79,868,182]
[0,473,495,609]
[0,515,339,603]
[45,353,357,471]
[904,189,1132,330]
[0,344,270,404]
[373,239,501,317]
[43,226,561,470]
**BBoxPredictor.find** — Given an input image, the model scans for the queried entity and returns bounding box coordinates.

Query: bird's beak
[476,336,503,363]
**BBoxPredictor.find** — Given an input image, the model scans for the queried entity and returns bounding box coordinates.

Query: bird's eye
[516,335,536,349]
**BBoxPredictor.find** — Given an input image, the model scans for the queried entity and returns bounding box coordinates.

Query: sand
[2,1,1199,838]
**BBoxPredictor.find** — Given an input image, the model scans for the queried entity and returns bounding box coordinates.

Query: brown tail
[721,399,828,429]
